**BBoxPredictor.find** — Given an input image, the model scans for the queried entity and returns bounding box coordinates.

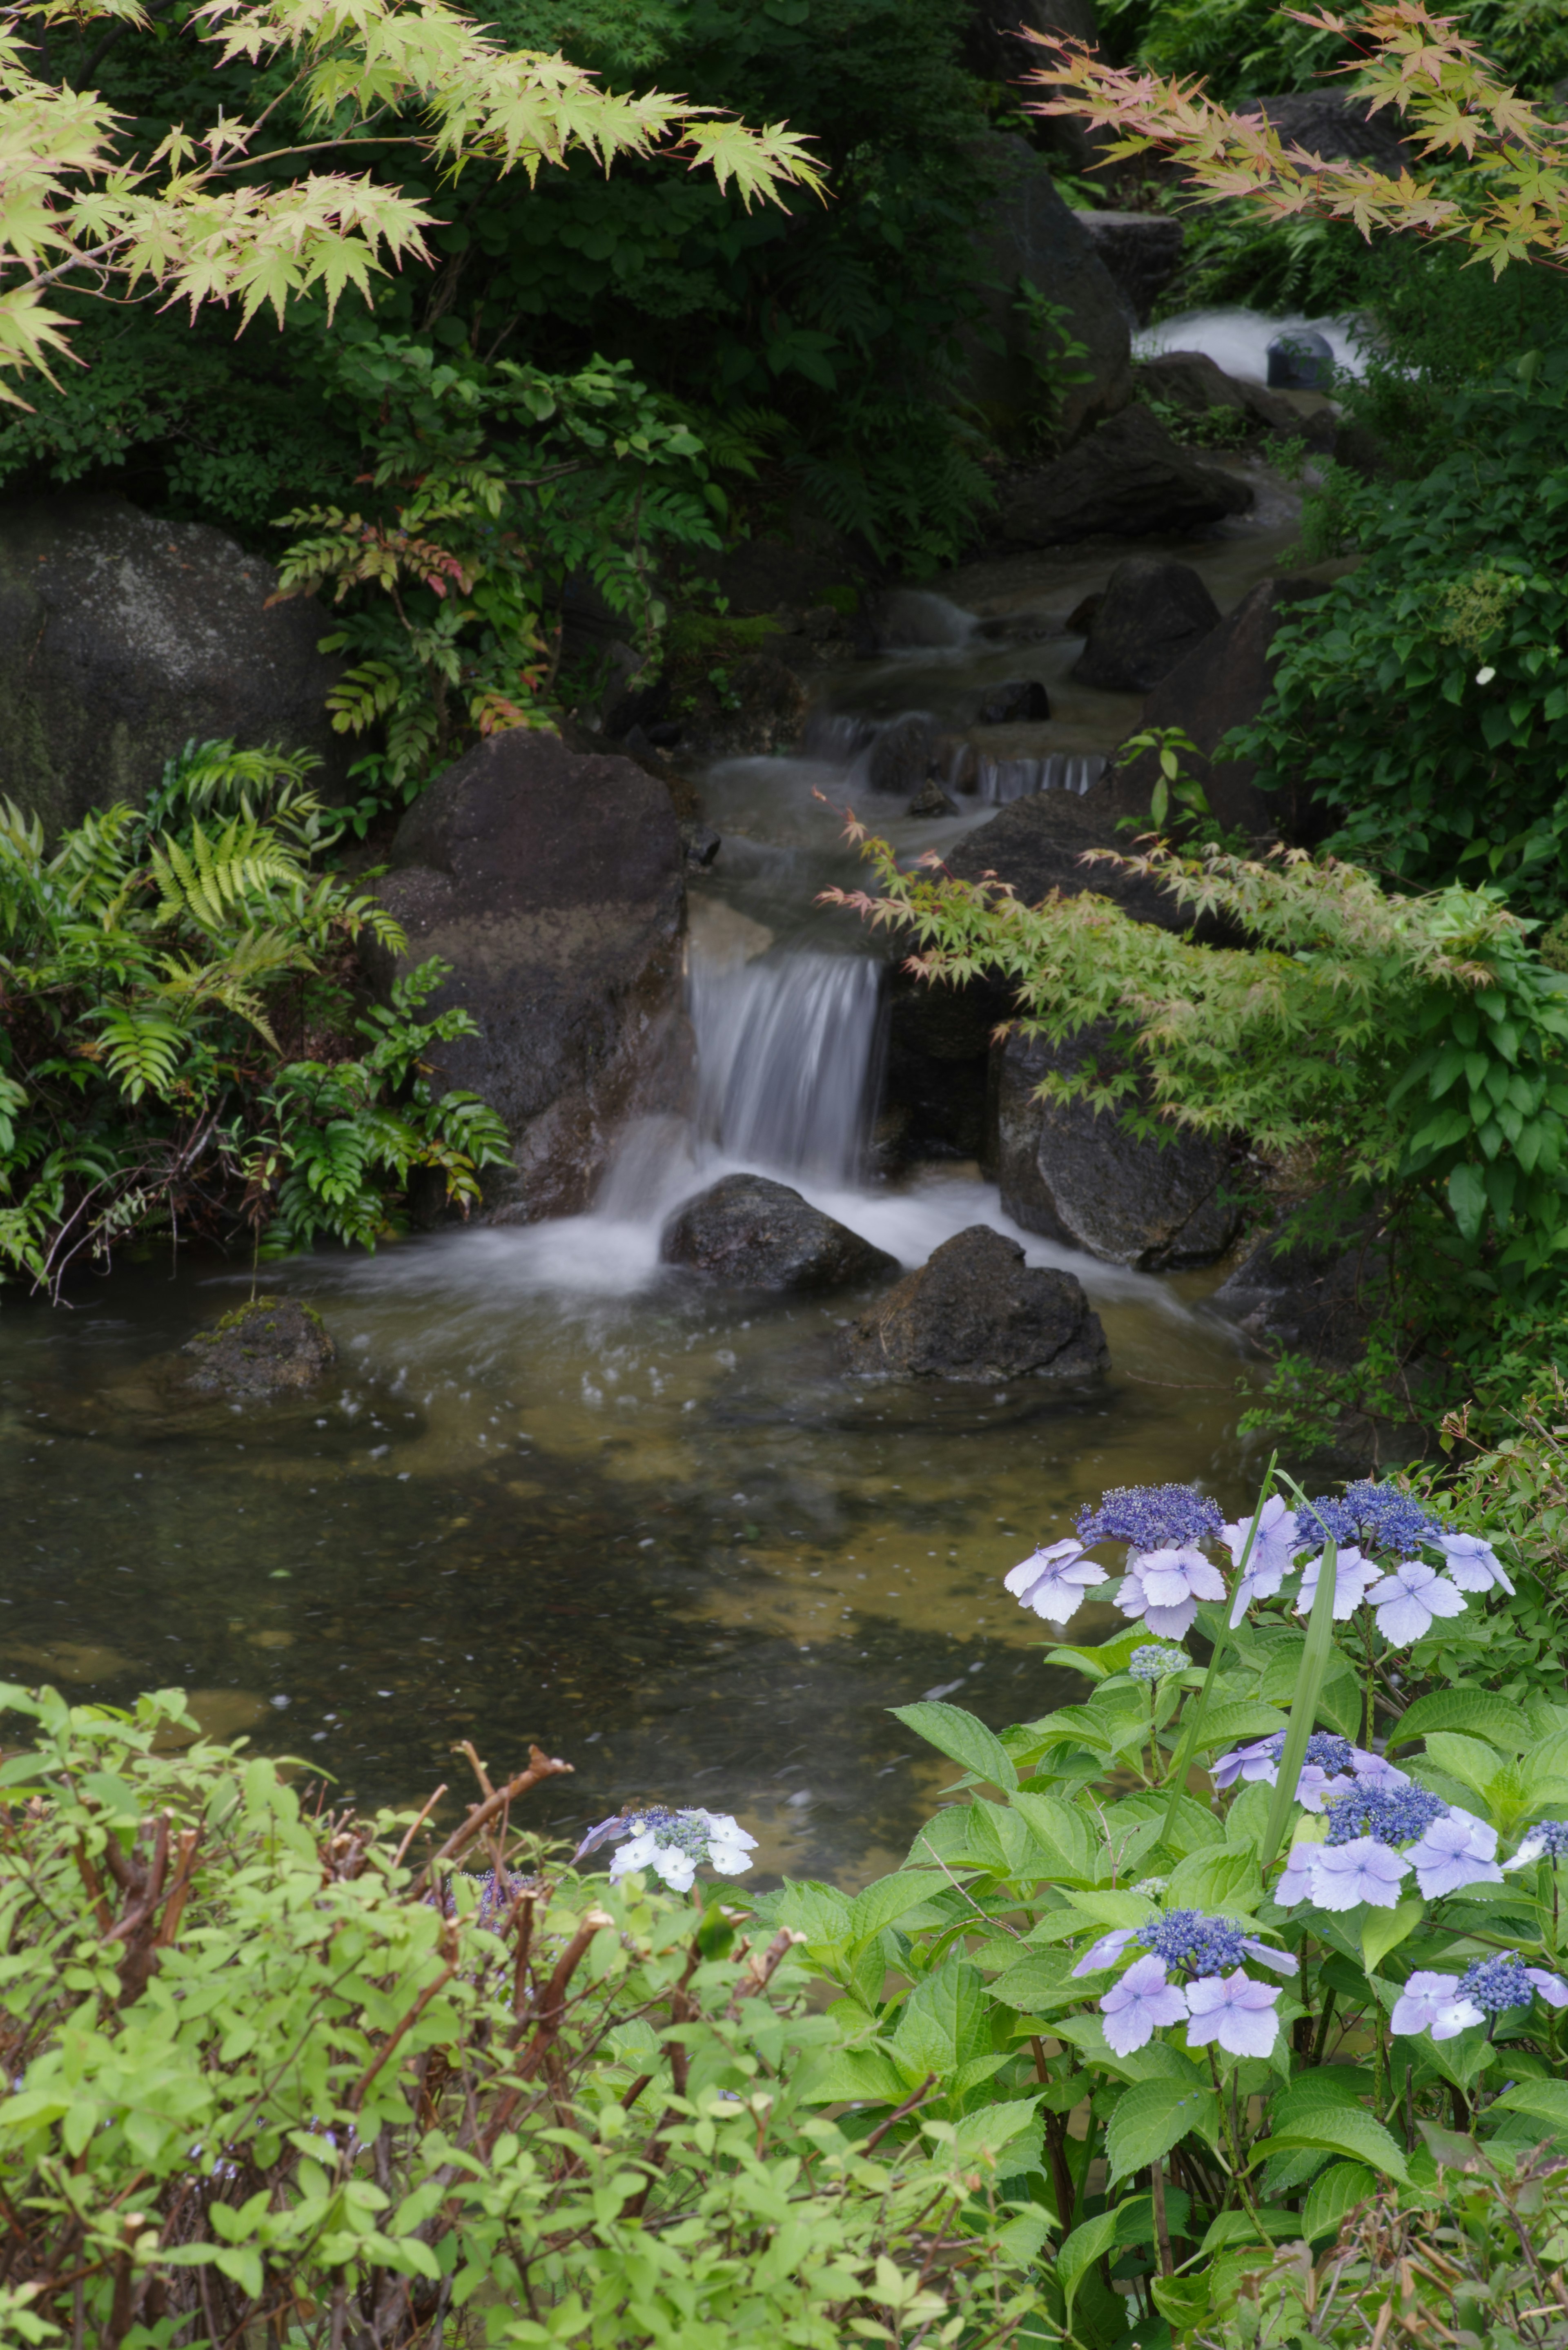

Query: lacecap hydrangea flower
[1276,1789,1501,1908]
[1076,1484,1225,1551]
[1004,1538,1109,1625]
[1128,1643,1190,1682]
[1222,1494,1300,1624]
[1505,1820,1568,1869]
[573,1804,757,1892]
[1071,1909,1293,2057]
[1391,1953,1568,2039]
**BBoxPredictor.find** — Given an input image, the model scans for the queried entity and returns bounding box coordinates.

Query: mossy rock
[181,1296,336,1398]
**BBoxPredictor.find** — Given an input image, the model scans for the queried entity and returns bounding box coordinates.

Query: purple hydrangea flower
[1274,1842,1320,1906]
[1340,1480,1441,1554]
[1405,1807,1502,1900]
[1117,1546,1226,1639]
[1434,1532,1514,1596]
[1390,1970,1486,2040]
[1348,1748,1412,1792]
[1004,1538,1111,1626]
[1457,1952,1568,2016]
[1210,1730,1360,1806]
[1366,1559,1468,1646]
[1294,1546,1381,1621]
[1223,1495,1302,1624]
[1210,1734,1285,1793]
[1077,1484,1225,1551]
[1241,1938,1298,1975]
[1310,1837,1410,1910]
[1504,1821,1568,1870]
[1071,1925,1143,1978]
[1140,1910,1248,1979]
[1128,1643,1190,1682]
[1323,1784,1446,1849]
[1184,1969,1283,2058]
[1101,1955,1189,2055]
[1298,1496,1355,1547]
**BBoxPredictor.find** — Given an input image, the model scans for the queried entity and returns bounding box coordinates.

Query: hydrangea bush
[740,1469,1568,2348]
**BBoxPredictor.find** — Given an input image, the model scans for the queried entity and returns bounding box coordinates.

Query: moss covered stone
[181,1296,336,1398]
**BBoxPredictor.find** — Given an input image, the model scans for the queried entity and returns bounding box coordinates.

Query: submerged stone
[181,1297,336,1398]
[838,1224,1109,1382]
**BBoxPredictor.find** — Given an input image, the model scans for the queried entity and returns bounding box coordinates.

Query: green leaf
[1422,1731,1506,1798]
[1055,2209,1119,2322]
[846,1871,948,1945]
[1385,1692,1531,1752]
[889,1702,1018,1791]
[1488,2079,1568,2140]
[1187,1701,1290,1751]
[1267,2108,1409,2184]
[1008,1790,1097,1879]
[1165,1847,1261,1914]
[1040,1626,1152,1681]
[1301,2161,1378,2243]
[1198,2208,1303,2256]
[1361,1898,1425,1977]
[1259,1530,1341,1871]
[1105,2077,1221,2182]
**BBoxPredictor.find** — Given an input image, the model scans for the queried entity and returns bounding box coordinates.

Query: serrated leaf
[1489,2079,1568,2139]
[1008,1790,1098,1879]
[1105,2077,1221,2182]
[1362,1898,1425,1977]
[889,1701,1018,1790]
[1188,1701,1290,1751]
[1165,1846,1261,1914]
[1055,2209,1119,2321]
[1422,1731,1506,1797]
[1302,2161,1378,2242]
[847,1871,945,1946]
[1386,1692,1530,1753]
[1267,2108,1409,2183]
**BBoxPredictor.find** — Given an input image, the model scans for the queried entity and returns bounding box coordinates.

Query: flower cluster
[1071,1908,1295,2057]
[1505,1820,1568,1868]
[1076,1484,1225,1550]
[1128,1643,1190,1682]
[1004,1539,1108,1625]
[1210,1733,1402,1811]
[1278,1800,1501,1909]
[573,1804,757,1892]
[1390,1953,1568,2040]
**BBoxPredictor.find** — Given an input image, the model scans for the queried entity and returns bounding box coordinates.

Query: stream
[0,374,1317,1886]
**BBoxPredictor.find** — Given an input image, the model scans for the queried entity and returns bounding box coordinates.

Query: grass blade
[1258,1533,1339,1873]
[1160,1450,1276,1842]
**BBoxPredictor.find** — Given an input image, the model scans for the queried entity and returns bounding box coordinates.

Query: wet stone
[660,1174,898,1293]
[180,1297,336,1399]
[837,1224,1110,1382]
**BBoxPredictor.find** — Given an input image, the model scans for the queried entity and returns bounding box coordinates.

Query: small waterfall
[972,751,1107,805]
[690,950,883,1182]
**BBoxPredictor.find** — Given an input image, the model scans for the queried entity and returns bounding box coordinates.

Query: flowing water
[0,412,1320,1886]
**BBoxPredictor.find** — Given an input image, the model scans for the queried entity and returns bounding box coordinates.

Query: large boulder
[1080,213,1185,326]
[1211,1224,1386,1367]
[363,729,691,1221]
[0,494,345,835]
[995,1026,1242,1269]
[838,1224,1109,1381]
[1138,350,1313,443]
[660,1173,896,1290]
[961,135,1133,442]
[998,406,1253,546]
[944,790,1196,930]
[964,0,1107,173]
[1072,556,1221,692]
[1090,573,1333,840]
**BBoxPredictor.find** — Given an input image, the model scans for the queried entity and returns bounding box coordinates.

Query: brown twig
[391,1785,447,1870]
[860,2075,938,2154]
[349,1964,457,2109]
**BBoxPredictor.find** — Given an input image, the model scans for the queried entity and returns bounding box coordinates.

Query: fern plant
[0,741,510,1300]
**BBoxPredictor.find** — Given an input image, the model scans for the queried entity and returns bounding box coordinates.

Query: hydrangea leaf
[1301,2162,1379,2243]
[1105,2077,1221,2182]
[1385,1692,1531,1752]
[1265,2107,1410,2185]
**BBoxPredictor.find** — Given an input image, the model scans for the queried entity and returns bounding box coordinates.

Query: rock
[1212,1224,1386,1367]
[1238,91,1412,176]
[881,963,1014,1162]
[1266,327,1334,392]
[945,789,1197,930]
[995,1026,1242,1269]
[838,1224,1109,1381]
[1090,573,1334,841]
[998,406,1253,547]
[964,0,1108,172]
[869,589,975,650]
[679,655,808,758]
[180,1297,335,1398]
[867,713,939,795]
[960,135,1133,442]
[1071,556,1221,692]
[363,728,691,1222]
[661,1173,896,1291]
[679,820,722,871]
[1139,349,1250,418]
[975,678,1052,724]
[907,778,958,818]
[1080,212,1186,326]
[1066,592,1102,634]
[0,493,345,836]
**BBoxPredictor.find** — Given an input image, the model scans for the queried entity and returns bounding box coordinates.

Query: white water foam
[1136,306,1370,383]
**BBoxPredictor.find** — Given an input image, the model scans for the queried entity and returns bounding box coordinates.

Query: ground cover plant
[0,739,510,1297]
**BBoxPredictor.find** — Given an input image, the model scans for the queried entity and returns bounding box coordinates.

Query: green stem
[1259,1523,1339,1874]
[1208,2046,1267,2234]
[1161,1449,1277,1841]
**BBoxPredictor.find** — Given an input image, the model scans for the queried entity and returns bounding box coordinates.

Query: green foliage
[0,741,510,1295]
[0,1681,1045,2348]
[1098,0,1568,101]
[1235,348,1568,921]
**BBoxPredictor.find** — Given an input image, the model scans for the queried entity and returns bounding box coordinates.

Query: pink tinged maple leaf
[1183,1969,1283,2059]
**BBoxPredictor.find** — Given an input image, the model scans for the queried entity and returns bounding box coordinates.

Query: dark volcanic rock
[945,791,1196,930]
[1090,573,1333,841]
[661,1174,896,1291]
[1238,92,1412,174]
[364,729,691,1222]
[1072,556,1221,692]
[995,1027,1242,1269]
[868,712,939,795]
[1138,349,1250,417]
[838,1224,1109,1381]
[975,678,1052,725]
[999,407,1253,547]
[0,493,346,835]
[1080,212,1186,326]
[1212,1225,1387,1367]
[181,1298,335,1398]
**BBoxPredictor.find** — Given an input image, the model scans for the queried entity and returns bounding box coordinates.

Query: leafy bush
[758,1467,1568,2348]
[0,1682,1045,2348]
[1233,348,1568,920]
[0,741,509,1295]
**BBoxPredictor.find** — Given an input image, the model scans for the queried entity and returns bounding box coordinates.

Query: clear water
[0,426,1310,1885]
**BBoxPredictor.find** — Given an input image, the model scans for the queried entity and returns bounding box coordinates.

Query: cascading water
[969,750,1107,805]
[690,949,882,1181]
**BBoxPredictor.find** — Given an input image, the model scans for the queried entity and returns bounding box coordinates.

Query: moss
[664,612,777,664]
[191,1296,327,1347]
[817,584,859,618]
